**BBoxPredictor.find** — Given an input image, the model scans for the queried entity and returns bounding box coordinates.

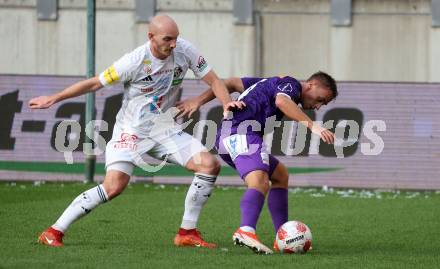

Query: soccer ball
[276,220,312,254]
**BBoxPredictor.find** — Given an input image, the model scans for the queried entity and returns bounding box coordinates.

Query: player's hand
[311,125,335,144]
[223,100,246,119]
[29,96,56,109]
[176,98,201,119]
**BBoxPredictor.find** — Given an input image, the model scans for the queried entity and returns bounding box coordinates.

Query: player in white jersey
[30,15,244,248]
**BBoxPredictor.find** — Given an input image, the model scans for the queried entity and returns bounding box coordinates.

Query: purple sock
[268,188,288,233]
[240,188,265,229]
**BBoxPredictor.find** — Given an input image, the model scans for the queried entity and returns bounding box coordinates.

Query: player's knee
[103,172,130,199]
[187,152,220,175]
[248,176,270,194]
[105,185,124,200]
[200,154,221,175]
[208,158,221,175]
[260,179,270,194]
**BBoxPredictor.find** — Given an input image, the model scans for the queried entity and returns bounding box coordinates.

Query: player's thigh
[269,160,289,188]
[103,129,137,199]
[148,131,216,170]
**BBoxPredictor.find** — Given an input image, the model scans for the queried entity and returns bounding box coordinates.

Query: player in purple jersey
[177,71,337,254]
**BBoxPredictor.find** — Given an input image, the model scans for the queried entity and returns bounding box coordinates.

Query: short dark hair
[307,71,338,99]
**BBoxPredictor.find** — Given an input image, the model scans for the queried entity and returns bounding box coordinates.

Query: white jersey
[98,38,211,137]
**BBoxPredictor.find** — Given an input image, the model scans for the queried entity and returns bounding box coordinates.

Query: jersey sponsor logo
[143,60,152,74]
[154,69,173,76]
[172,78,183,86]
[148,95,164,112]
[140,75,153,82]
[140,87,154,93]
[173,66,183,78]
[278,83,293,93]
[196,56,207,72]
[103,65,119,84]
[172,66,184,86]
[144,65,152,74]
[156,76,172,91]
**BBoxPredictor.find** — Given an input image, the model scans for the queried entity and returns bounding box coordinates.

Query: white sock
[180,173,216,229]
[240,226,256,234]
[52,184,109,233]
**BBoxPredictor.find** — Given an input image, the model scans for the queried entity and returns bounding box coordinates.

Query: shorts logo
[260,152,269,165]
[114,133,138,150]
[222,134,248,160]
[196,56,207,72]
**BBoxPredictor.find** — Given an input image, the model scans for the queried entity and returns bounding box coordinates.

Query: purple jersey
[227,76,301,135]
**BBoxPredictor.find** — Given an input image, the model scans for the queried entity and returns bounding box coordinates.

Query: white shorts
[105,126,207,176]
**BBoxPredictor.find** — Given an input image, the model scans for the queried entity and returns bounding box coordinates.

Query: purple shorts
[215,132,279,180]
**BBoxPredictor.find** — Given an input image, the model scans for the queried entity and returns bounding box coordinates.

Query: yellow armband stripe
[103,65,119,84]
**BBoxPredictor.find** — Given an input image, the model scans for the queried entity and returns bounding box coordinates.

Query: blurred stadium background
[0,0,439,188]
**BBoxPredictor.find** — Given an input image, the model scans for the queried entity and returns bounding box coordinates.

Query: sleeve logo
[277,83,293,93]
[196,56,207,72]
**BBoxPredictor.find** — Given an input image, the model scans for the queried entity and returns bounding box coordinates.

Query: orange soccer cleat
[232,228,273,255]
[174,228,217,249]
[38,227,64,247]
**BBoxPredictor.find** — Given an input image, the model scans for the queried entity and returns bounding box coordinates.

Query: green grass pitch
[1,182,439,268]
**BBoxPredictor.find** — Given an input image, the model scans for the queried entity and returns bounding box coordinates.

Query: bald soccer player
[31,14,243,248]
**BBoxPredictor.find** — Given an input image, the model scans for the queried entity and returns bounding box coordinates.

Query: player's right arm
[29,76,103,109]
[176,77,245,118]
[198,77,245,106]
[275,94,335,144]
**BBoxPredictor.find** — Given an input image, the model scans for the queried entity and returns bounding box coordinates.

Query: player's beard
[162,47,172,56]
